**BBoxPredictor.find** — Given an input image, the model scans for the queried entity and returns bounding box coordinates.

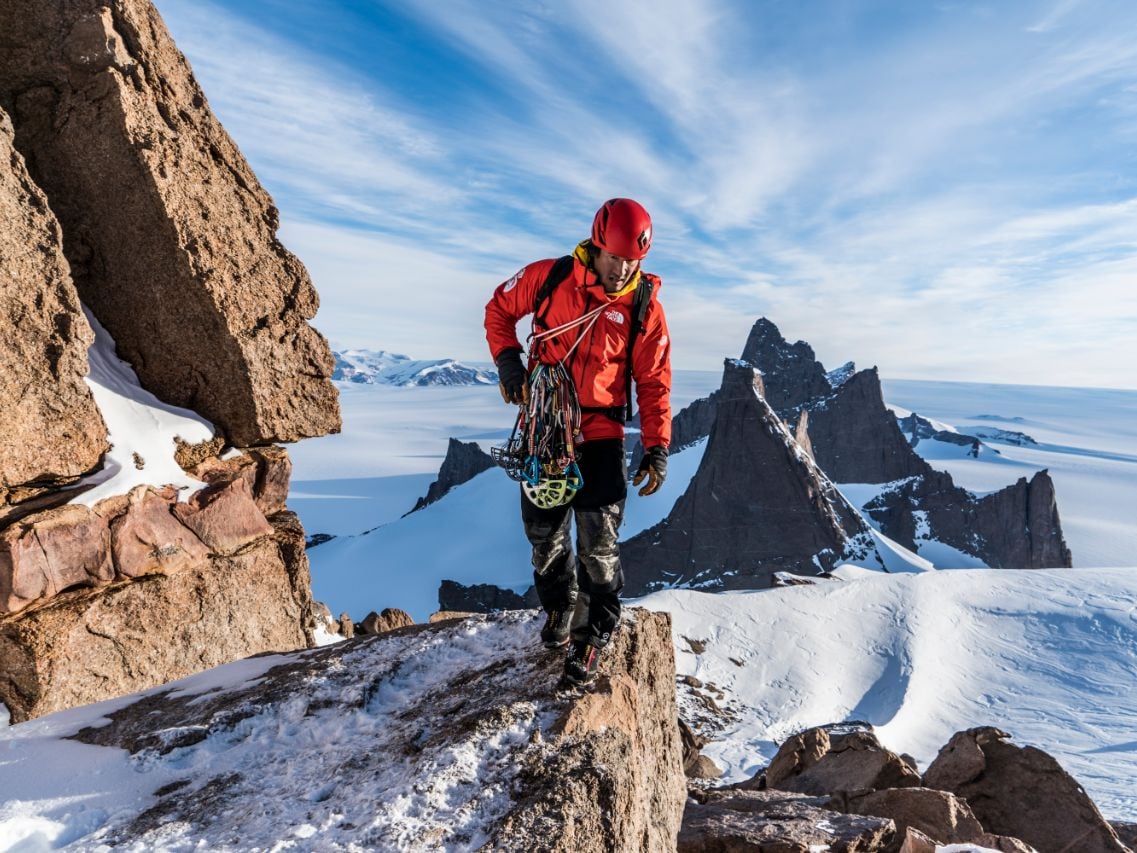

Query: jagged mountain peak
[739,317,833,415]
[620,358,878,593]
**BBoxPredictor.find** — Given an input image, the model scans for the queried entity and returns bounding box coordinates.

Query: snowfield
[640,567,1137,821]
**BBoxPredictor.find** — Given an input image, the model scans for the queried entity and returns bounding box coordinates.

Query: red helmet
[591,198,652,260]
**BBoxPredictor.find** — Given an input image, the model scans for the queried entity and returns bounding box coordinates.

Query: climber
[484,198,672,686]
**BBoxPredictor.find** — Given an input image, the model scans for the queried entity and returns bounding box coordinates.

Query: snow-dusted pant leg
[570,502,625,646]
[520,493,577,613]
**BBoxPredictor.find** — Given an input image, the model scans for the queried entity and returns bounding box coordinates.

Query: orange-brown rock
[679,789,896,852]
[490,610,686,851]
[923,727,1128,853]
[109,485,210,578]
[839,787,985,846]
[173,476,274,555]
[188,445,293,516]
[0,503,112,614]
[764,725,922,797]
[0,511,315,723]
[0,0,340,447]
[357,608,415,635]
[245,446,292,516]
[0,107,107,495]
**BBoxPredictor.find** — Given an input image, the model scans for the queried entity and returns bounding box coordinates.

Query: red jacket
[485,252,672,448]
[484,252,668,448]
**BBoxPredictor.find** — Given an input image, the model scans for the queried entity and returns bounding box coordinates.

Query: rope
[494,300,600,499]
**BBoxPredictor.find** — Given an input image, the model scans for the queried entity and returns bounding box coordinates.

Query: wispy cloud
[155,0,1137,388]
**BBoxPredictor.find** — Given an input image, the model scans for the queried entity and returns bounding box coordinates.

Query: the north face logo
[605,309,625,325]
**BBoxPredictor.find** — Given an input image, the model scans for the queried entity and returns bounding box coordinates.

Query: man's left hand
[633,445,668,496]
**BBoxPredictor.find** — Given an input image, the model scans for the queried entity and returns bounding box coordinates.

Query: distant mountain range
[332,349,497,387]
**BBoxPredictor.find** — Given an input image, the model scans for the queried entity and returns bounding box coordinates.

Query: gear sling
[491,256,654,507]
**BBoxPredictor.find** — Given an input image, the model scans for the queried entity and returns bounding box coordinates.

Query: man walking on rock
[484,198,672,686]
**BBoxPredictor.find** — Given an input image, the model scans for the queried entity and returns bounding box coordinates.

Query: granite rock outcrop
[0,0,340,446]
[0,0,342,723]
[923,727,1129,853]
[48,609,685,850]
[0,106,107,500]
[0,452,317,722]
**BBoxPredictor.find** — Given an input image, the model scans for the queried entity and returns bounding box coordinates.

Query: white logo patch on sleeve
[503,268,524,293]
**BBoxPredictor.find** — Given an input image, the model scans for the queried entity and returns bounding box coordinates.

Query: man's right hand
[495,349,530,405]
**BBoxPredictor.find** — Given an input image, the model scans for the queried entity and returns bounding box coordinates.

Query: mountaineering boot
[540,607,572,648]
[562,639,601,686]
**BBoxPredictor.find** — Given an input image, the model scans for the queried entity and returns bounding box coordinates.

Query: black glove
[633,445,668,496]
[495,348,529,405]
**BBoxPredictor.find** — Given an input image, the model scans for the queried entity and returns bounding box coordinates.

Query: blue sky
[155,0,1137,389]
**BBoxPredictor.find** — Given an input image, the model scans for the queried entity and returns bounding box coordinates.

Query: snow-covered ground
[640,567,1137,821]
[0,615,554,852]
[3,569,1136,851]
[293,373,1137,621]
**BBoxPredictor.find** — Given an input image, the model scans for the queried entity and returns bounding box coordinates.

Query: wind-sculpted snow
[638,566,1137,820]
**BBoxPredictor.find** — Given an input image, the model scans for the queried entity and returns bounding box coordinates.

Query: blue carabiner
[564,460,584,492]
[523,456,542,486]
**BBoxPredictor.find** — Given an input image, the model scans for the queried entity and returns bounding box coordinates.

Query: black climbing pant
[521,438,626,647]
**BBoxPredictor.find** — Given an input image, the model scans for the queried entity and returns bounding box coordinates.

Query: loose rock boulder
[764,725,921,797]
[680,788,896,852]
[923,727,1129,853]
[0,0,340,446]
[838,787,985,847]
[357,607,414,635]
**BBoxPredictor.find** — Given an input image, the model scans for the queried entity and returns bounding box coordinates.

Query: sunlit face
[593,249,640,293]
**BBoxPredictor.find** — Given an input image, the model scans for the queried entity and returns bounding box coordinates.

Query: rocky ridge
[409,437,496,513]
[623,317,1071,588]
[8,609,686,851]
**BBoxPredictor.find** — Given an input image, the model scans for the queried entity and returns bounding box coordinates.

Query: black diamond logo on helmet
[637,227,651,250]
